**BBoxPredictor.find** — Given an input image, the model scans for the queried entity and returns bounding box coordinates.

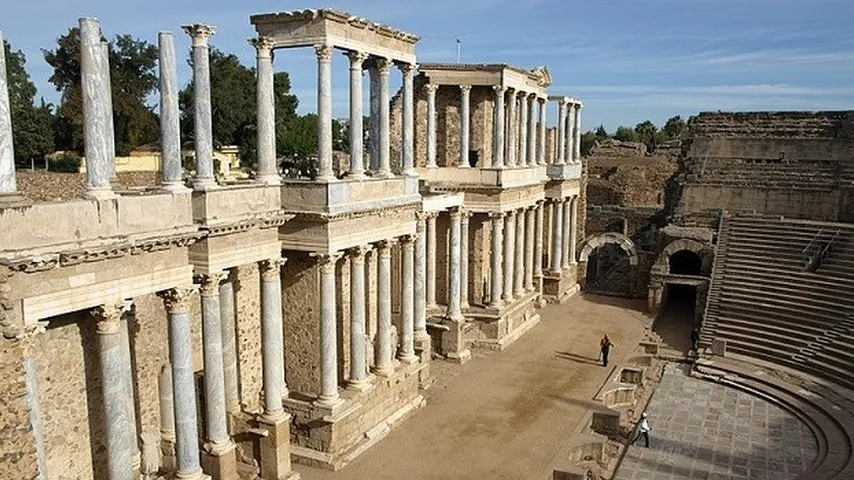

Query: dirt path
[296,294,654,480]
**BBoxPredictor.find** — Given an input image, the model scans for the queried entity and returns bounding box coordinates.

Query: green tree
[43,28,159,154]
[613,125,636,142]
[594,124,608,139]
[4,39,54,164]
[580,130,598,157]
[662,115,687,140]
[634,120,658,152]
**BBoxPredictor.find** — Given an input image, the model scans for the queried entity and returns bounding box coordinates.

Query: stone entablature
[251,9,419,64]
[279,176,420,216]
[418,165,547,190]
[418,63,551,96]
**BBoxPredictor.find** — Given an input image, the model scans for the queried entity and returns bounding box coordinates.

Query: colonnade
[487,203,546,307]
[548,98,584,165]
[421,209,470,317]
[547,195,581,273]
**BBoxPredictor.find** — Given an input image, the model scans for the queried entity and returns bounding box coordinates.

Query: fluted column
[376,58,392,177]
[518,92,528,167]
[400,63,417,176]
[492,86,506,168]
[506,89,517,167]
[569,195,579,264]
[317,254,342,406]
[460,212,470,309]
[92,302,135,480]
[0,29,15,196]
[259,259,287,420]
[527,95,537,166]
[158,32,186,191]
[448,209,463,320]
[489,213,505,308]
[538,97,547,165]
[345,51,368,179]
[198,273,230,453]
[414,214,429,343]
[459,85,471,168]
[183,24,217,190]
[562,198,572,268]
[551,200,564,274]
[503,211,515,302]
[534,201,545,280]
[525,207,535,291]
[315,44,335,181]
[426,84,438,168]
[219,272,239,412]
[347,247,370,388]
[79,18,115,199]
[574,103,583,163]
[399,236,418,362]
[426,213,438,309]
[252,37,279,184]
[160,288,205,479]
[375,241,395,376]
[513,210,525,297]
[556,100,567,165]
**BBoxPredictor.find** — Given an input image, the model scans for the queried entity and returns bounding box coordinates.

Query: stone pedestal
[258,414,298,480]
[201,444,237,480]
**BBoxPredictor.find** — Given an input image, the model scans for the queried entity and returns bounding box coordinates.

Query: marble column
[101,42,117,186]
[368,65,379,173]
[565,105,575,166]
[158,364,176,463]
[562,197,572,268]
[489,213,504,308]
[158,32,186,191]
[524,207,535,292]
[346,51,368,179]
[506,89,518,167]
[375,241,395,376]
[503,212,515,302]
[400,63,417,176]
[414,214,429,343]
[348,247,370,388]
[160,288,204,479]
[569,196,579,264]
[183,24,217,190]
[426,213,438,309]
[259,259,287,420]
[253,37,279,185]
[448,209,463,320]
[219,272,239,412]
[460,212,470,309]
[492,86,506,168]
[79,18,115,199]
[199,273,230,450]
[538,98,547,165]
[556,100,567,165]
[93,303,135,480]
[527,95,538,166]
[317,254,342,406]
[551,200,564,274]
[426,84,438,168]
[0,30,18,197]
[518,92,528,167]
[376,58,392,177]
[459,85,471,168]
[534,201,545,280]
[315,44,335,181]
[513,210,525,297]
[574,103,583,163]
[399,236,418,362]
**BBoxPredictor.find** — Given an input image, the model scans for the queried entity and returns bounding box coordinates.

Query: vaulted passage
[585,243,632,297]
[669,250,702,275]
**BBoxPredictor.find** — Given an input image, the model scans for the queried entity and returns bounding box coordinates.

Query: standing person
[632,412,651,448]
[690,327,701,352]
[599,334,614,367]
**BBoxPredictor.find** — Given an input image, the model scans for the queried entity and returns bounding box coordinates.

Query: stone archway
[578,232,639,297]
[653,238,708,274]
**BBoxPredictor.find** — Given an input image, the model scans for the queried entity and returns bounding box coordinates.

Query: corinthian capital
[91,301,129,334]
[259,258,286,282]
[425,83,439,96]
[182,24,216,46]
[249,36,275,58]
[196,272,225,297]
[159,287,195,315]
[315,43,334,62]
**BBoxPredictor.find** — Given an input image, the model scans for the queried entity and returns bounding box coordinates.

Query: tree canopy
[4,39,53,164]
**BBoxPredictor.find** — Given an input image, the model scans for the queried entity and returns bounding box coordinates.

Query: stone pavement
[296,294,653,479]
[615,364,818,480]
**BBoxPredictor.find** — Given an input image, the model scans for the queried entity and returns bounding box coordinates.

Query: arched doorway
[669,250,702,275]
[579,233,638,297]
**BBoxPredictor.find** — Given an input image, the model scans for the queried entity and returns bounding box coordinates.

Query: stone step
[720,278,854,310]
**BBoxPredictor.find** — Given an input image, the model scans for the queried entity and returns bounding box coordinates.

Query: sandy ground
[296,293,655,480]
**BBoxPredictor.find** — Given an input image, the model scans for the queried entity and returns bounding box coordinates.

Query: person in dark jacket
[690,327,701,351]
[599,334,614,367]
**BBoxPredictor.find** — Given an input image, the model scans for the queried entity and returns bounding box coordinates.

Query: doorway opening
[653,283,698,351]
[669,250,702,275]
[585,243,632,297]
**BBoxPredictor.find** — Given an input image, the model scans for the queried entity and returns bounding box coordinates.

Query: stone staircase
[702,214,854,390]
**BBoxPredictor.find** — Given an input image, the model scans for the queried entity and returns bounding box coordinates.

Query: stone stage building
[0,9,586,480]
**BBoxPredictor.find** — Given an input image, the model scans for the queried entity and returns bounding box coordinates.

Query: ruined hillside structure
[0,9,585,480]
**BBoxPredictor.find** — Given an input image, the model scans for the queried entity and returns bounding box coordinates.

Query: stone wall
[235,264,263,412]
[586,140,679,208]
[282,252,321,396]
[129,293,171,442]
[0,339,39,480]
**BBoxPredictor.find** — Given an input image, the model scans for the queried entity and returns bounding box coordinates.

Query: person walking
[690,327,701,351]
[632,412,651,448]
[599,334,614,367]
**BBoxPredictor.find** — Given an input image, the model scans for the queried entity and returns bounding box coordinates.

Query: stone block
[711,338,727,356]
[201,443,238,480]
[591,408,621,435]
[258,414,294,480]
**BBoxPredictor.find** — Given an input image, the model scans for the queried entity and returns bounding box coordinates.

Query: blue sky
[2,0,853,132]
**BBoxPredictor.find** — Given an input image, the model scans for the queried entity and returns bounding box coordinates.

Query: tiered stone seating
[696,157,840,188]
[689,111,849,138]
[702,214,854,390]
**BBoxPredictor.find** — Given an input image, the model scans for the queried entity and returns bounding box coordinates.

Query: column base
[315,395,344,409]
[201,442,237,480]
[161,181,190,193]
[82,186,118,201]
[256,174,282,185]
[346,170,367,180]
[193,178,219,191]
[258,413,297,480]
[315,173,338,183]
[372,365,395,378]
[346,376,374,392]
[397,352,419,364]
[402,168,419,177]
[175,467,211,480]
[0,191,30,208]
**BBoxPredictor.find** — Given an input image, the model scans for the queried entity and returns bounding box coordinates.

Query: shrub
[50,152,82,172]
